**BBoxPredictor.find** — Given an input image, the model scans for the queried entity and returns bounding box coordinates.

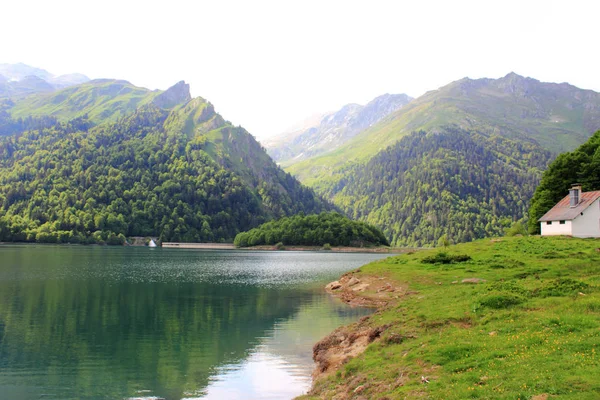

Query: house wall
[572,198,600,238]
[540,220,572,236]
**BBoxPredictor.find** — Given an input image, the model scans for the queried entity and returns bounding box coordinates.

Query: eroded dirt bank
[309,272,409,382]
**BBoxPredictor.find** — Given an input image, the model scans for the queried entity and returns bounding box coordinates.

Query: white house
[539,184,600,238]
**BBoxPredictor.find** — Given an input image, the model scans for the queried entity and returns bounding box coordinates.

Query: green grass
[301,236,600,399]
[10,80,159,123]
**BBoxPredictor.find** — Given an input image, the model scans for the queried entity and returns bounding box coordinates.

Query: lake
[0,245,390,400]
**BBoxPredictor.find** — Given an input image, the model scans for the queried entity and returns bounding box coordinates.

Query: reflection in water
[199,296,368,400]
[0,245,387,399]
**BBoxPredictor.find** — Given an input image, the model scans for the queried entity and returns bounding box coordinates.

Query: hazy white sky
[1,0,598,139]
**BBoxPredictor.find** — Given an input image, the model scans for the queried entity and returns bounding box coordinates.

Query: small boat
[148,239,157,248]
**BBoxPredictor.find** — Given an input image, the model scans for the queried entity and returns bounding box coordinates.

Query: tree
[528,131,600,234]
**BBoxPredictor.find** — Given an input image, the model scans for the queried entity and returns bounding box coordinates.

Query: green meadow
[304,236,600,399]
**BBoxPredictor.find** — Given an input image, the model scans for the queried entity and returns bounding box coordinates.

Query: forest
[528,130,600,233]
[321,127,553,247]
[233,211,390,247]
[0,106,329,244]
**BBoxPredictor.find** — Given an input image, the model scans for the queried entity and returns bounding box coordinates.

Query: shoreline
[0,241,419,254]
[1,241,421,254]
[298,269,408,398]
[241,245,417,254]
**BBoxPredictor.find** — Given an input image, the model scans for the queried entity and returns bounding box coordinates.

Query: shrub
[322,243,332,250]
[479,292,525,309]
[535,278,591,298]
[422,252,472,264]
[487,281,530,297]
[504,221,528,237]
[275,242,285,250]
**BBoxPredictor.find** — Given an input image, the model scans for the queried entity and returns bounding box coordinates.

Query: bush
[275,242,285,250]
[322,243,332,250]
[422,252,472,264]
[479,292,525,309]
[535,278,591,298]
[504,221,528,237]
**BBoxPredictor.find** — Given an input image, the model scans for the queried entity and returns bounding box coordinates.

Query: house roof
[539,190,600,222]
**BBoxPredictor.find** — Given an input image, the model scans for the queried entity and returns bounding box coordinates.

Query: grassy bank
[300,236,600,399]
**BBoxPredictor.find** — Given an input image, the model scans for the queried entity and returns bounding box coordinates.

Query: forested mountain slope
[264,93,412,165]
[285,73,600,246]
[332,128,552,246]
[0,81,329,244]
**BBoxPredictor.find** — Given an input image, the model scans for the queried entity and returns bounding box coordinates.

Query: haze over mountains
[264,93,412,165]
[0,63,90,97]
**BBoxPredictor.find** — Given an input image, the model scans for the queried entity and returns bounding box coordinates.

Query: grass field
[301,236,600,399]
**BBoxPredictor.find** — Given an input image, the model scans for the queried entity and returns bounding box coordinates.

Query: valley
[1,62,600,400]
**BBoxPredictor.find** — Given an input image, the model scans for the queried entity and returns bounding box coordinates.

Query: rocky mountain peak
[153,80,191,109]
[496,72,539,97]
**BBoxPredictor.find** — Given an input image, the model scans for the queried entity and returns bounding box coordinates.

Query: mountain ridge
[264,93,412,165]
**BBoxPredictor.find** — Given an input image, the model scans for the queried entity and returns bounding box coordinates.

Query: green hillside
[301,236,600,399]
[8,79,170,123]
[0,82,329,244]
[289,73,600,183]
[285,73,600,246]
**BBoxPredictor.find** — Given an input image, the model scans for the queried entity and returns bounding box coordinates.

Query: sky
[1,0,598,139]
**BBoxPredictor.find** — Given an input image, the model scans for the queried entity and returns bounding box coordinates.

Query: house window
[559,220,566,224]
[546,221,552,225]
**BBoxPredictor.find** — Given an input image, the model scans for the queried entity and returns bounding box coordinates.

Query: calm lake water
[0,245,389,400]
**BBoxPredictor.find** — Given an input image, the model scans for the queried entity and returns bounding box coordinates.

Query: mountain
[0,63,90,98]
[0,80,330,244]
[261,111,328,156]
[50,73,91,88]
[264,93,412,165]
[0,63,54,81]
[0,79,189,137]
[283,73,600,246]
[8,79,186,123]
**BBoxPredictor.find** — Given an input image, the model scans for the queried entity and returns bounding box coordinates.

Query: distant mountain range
[0,63,90,98]
[276,73,600,246]
[263,93,412,165]
[0,75,329,244]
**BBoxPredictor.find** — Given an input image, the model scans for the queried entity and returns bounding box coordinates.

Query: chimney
[569,183,582,207]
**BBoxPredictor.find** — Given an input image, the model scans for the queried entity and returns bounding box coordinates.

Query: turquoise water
[0,245,389,399]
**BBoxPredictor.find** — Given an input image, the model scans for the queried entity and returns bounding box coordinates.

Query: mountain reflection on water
[0,245,388,399]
